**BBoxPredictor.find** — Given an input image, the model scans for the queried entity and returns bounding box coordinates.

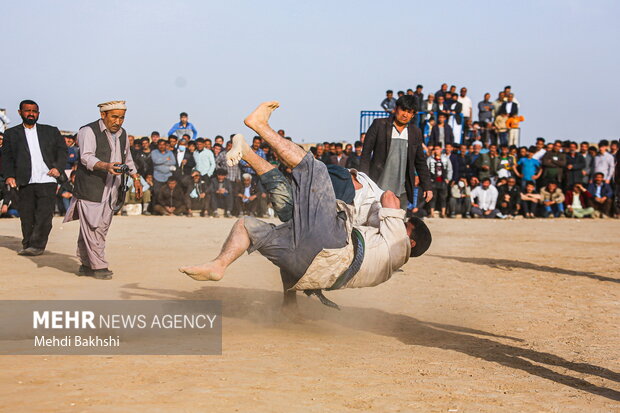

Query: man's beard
[21,116,37,125]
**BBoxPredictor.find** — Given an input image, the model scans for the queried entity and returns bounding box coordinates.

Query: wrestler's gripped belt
[303,228,365,310]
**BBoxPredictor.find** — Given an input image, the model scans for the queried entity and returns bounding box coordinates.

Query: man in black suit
[2,100,67,256]
[498,93,519,116]
[360,95,433,209]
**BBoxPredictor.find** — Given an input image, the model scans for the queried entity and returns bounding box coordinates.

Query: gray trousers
[76,200,114,270]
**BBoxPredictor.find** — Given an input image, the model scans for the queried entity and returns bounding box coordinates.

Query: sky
[3,0,619,146]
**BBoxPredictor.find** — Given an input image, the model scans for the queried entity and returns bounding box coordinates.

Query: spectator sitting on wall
[470,177,498,218]
[381,90,397,113]
[587,172,614,217]
[540,181,565,218]
[168,112,198,140]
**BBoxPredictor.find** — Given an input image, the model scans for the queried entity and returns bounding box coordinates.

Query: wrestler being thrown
[179,101,432,310]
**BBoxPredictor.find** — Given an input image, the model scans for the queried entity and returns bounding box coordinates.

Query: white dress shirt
[25,125,56,184]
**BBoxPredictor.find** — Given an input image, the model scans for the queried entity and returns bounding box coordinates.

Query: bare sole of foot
[178,264,224,281]
[226,133,248,167]
[244,101,280,131]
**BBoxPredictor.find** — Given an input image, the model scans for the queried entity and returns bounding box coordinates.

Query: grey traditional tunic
[377,126,408,197]
[63,119,136,270]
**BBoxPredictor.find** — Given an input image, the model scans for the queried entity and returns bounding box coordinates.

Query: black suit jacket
[360,116,432,200]
[498,101,519,116]
[2,123,67,186]
[429,124,455,146]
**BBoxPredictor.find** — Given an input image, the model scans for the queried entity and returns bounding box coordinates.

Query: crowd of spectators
[1,101,618,221]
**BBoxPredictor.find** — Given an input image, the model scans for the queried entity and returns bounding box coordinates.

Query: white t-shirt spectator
[458,96,473,118]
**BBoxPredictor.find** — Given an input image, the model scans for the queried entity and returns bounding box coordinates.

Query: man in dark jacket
[429,112,455,147]
[153,176,189,216]
[1,100,67,255]
[360,95,433,209]
[187,170,211,216]
[210,168,235,217]
[564,141,586,189]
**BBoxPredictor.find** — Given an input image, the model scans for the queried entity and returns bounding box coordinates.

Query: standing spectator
[429,112,454,147]
[492,92,506,119]
[153,176,189,216]
[421,93,437,124]
[445,92,463,143]
[133,138,151,177]
[168,112,198,140]
[210,168,234,217]
[360,95,433,209]
[515,147,542,188]
[174,137,196,176]
[540,181,565,218]
[423,117,435,145]
[493,113,509,146]
[470,178,499,218]
[458,87,473,123]
[475,144,500,182]
[193,137,215,179]
[344,143,353,157]
[412,85,425,126]
[0,108,10,133]
[498,93,519,116]
[565,183,595,218]
[314,143,331,164]
[187,170,211,217]
[151,139,176,194]
[380,90,397,113]
[541,140,567,186]
[239,136,267,180]
[216,140,242,184]
[497,145,517,179]
[583,145,597,184]
[564,141,586,188]
[426,144,452,218]
[587,172,613,217]
[448,177,471,218]
[593,140,615,183]
[435,83,448,99]
[148,131,161,150]
[444,143,461,182]
[64,135,80,178]
[478,93,494,124]
[2,100,67,255]
[330,143,348,166]
[497,176,520,218]
[345,141,363,169]
[520,181,541,218]
[506,114,524,147]
[533,137,547,161]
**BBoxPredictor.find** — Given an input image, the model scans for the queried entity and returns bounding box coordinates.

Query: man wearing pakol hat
[63,101,142,280]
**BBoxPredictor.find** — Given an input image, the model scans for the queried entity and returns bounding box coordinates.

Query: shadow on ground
[0,235,79,275]
[121,283,620,401]
[430,254,619,283]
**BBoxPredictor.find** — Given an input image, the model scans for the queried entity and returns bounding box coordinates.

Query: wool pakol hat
[98,101,127,112]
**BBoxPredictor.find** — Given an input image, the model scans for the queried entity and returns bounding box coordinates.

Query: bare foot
[244,101,280,131]
[226,134,249,167]
[178,262,225,281]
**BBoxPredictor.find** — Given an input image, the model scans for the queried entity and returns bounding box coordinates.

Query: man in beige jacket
[179,102,432,310]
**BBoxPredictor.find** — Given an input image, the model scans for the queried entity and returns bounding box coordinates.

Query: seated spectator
[408,176,428,218]
[448,177,471,218]
[587,172,614,217]
[0,182,19,218]
[235,173,263,217]
[153,177,189,216]
[345,141,363,169]
[540,181,565,218]
[187,170,211,217]
[515,146,542,188]
[520,181,540,218]
[565,183,595,218]
[429,112,454,147]
[59,171,76,214]
[210,168,234,217]
[426,144,452,218]
[330,143,348,166]
[470,178,498,218]
[497,176,520,218]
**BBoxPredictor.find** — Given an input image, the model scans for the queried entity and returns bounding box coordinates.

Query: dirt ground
[0,215,618,412]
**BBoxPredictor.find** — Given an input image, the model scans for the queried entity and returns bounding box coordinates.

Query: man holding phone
[64,101,142,280]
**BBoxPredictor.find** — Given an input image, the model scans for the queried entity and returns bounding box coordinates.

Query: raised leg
[179,217,251,281]
[243,101,306,169]
[226,134,275,176]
